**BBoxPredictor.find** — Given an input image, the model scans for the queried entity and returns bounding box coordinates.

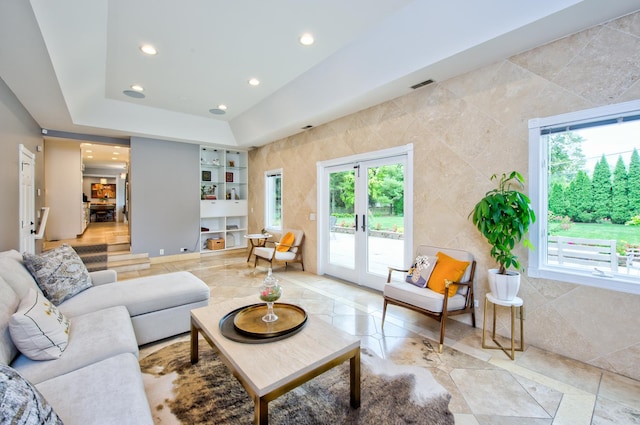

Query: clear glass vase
[259,268,282,322]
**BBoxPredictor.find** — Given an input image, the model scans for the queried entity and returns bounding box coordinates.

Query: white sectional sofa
[0,249,210,424]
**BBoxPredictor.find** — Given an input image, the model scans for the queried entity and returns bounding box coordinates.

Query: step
[107,250,149,262]
[107,250,150,273]
[107,242,130,252]
[107,257,151,273]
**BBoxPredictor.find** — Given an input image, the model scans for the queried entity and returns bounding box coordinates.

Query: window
[265,170,282,231]
[528,99,640,294]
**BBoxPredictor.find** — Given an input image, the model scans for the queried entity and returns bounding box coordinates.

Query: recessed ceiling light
[84,143,92,146]
[218,104,227,111]
[111,157,117,160]
[113,152,120,155]
[131,85,144,92]
[114,146,120,149]
[299,33,314,46]
[140,44,157,55]
[86,150,92,153]
[209,108,226,115]
[123,90,145,99]
[87,155,93,159]
[248,78,260,86]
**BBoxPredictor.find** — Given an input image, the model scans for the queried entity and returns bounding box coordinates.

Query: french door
[318,146,412,291]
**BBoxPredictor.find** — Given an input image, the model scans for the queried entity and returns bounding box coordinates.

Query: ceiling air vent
[410,79,434,90]
[301,125,313,130]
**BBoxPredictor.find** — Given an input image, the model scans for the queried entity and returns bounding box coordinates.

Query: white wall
[0,78,44,251]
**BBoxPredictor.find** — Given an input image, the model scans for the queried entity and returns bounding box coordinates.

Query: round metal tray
[219,303,307,343]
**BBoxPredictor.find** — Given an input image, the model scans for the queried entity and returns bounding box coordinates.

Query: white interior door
[19,145,36,254]
[318,146,413,291]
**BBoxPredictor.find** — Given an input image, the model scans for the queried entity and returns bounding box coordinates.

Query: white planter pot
[487,269,521,301]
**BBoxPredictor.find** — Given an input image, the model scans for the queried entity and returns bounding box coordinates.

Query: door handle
[361,214,366,232]
[355,215,358,230]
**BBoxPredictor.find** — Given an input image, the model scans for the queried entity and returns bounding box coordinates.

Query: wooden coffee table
[190,296,361,424]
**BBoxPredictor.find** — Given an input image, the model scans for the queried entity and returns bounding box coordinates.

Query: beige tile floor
[122,252,640,425]
[65,223,640,424]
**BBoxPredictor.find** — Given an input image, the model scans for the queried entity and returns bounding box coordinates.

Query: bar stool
[482,293,524,360]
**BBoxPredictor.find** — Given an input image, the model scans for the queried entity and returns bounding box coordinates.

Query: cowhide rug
[140,341,454,425]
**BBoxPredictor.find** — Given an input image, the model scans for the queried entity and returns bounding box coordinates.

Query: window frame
[528,99,640,295]
[264,169,282,232]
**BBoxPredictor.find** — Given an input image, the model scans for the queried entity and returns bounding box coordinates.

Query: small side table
[244,233,272,262]
[482,293,524,360]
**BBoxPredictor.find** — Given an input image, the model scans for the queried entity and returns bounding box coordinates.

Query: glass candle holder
[259,268,282,322]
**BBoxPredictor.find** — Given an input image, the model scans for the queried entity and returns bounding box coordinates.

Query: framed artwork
[91,183,116,199]
[202,170,211,181]
[225,172,234,182]
[228,160,235,167]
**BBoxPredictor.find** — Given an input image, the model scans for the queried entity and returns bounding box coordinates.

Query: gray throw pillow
[23,244,92,305]
[0,364,63,424]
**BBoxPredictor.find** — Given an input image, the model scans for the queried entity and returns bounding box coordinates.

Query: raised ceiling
[1,0,639,149]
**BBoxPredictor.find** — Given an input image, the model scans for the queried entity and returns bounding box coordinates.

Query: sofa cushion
[0,363,63,424]
[0,250,39,299]
[0,277,20,366]
[384,280,466,313]
[57,271,210,318]
[10,306,138,385]
[9,289,70,361]
[23,244,92,305]
[36,353,153,425]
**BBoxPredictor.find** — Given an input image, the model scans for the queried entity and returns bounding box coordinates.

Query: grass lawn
[334,214,405,232]
[550,222,640,248]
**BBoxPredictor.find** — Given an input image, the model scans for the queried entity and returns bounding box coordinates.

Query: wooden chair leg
[381,300,388,328]
[471,306,477,328]
[438,314,447,353]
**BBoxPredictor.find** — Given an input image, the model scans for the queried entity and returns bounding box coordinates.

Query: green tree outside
[591,154,612,221]
[628,148,640,218]
[611,156,629,224]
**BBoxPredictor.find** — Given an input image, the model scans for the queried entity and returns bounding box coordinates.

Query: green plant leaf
[470,171,536,273]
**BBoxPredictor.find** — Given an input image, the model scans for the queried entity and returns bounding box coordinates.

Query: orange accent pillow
[426,251,470,297]
[276,232,295,252]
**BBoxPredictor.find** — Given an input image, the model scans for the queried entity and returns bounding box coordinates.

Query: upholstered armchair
[382,245,476,353]
[254,229,305,271]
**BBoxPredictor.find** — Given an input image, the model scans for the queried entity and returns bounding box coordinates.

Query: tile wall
[249,11,640,380]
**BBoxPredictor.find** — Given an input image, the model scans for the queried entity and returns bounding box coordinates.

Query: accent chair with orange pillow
[254,229,305,271]
[382,245,476,353]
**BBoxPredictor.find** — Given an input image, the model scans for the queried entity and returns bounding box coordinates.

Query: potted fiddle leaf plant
[469,171,536,300]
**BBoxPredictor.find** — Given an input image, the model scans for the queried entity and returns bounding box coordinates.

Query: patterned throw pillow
[23,244,92,305]
[405,255,438,288]
[9,288,70,361]
[0,364,63,424]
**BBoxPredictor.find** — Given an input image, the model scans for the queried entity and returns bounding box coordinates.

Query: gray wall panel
[130,137,199,257]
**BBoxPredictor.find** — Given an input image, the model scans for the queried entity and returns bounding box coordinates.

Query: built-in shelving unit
[199,147,248,253]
